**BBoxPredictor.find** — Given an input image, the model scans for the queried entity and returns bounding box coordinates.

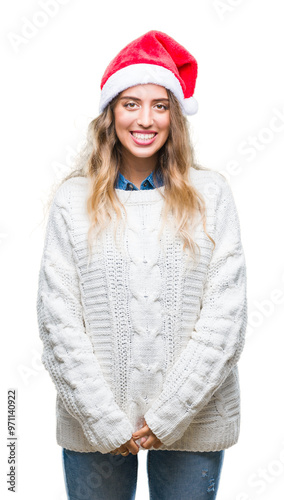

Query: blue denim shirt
[115,168,164,190]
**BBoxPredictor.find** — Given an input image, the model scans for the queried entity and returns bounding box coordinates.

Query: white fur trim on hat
[99,63,198,116]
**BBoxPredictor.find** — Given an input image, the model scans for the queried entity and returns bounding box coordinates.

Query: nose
[136,105,154,128]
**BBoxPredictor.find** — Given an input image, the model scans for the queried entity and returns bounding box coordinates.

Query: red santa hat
[99,30,198,116]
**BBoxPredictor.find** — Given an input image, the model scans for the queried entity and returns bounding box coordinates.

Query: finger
[141,436,157,449]
[120,448,130,456]
[141,436,162,449]
[116,443,129,453]
[127,438,139,455]
[132,425,149,438]
[153,440,163,449]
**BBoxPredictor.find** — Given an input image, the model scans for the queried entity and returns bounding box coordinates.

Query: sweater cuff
[144,399,192,447]
[83,413,134,454]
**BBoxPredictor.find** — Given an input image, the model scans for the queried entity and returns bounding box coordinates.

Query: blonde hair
[45,88,216,266]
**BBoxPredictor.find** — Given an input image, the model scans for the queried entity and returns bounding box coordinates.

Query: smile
[130,132,157,145]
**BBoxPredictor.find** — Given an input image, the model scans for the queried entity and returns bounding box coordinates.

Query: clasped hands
[110,418,163,456]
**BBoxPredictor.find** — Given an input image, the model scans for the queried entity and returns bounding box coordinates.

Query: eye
[124,102,139,109]
[155,104,169,110]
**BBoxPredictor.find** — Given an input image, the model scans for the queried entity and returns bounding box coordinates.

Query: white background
[1,0,284,498]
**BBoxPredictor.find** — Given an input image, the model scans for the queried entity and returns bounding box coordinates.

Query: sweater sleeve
[36,193,133,454]
[143,176,248,447]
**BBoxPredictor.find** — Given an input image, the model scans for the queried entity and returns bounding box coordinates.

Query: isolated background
[1,1,284,498]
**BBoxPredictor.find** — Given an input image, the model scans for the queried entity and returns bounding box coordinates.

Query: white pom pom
[183,96,198,115]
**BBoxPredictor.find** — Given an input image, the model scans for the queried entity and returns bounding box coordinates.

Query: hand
[132,418,163,450]
[109,418,163,456]
[109,437,139,456]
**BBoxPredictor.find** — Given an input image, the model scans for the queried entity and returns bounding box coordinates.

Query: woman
[37,30,247,499]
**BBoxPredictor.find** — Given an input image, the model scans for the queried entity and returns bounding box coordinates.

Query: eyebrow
[120,96,169,102]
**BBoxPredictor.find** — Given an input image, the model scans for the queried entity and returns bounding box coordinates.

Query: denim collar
[115,168,164,190]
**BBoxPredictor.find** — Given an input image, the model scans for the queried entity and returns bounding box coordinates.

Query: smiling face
[113,84,170,163]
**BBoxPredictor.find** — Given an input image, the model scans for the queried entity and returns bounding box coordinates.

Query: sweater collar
[115,184,165,204]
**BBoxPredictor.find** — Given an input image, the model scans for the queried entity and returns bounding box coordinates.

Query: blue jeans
[62,447,225,499]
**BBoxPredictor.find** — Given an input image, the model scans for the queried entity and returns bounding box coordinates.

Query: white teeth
[132,132,156,140]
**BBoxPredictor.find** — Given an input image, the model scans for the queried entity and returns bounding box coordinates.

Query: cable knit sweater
[36,167,247,454]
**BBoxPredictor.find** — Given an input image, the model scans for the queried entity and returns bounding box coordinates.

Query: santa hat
[99,30,198,116]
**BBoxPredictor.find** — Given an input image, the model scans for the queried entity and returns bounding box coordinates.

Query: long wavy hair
[44,88,217,266]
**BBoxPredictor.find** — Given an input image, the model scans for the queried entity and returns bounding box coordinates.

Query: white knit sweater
[36,167,247,454]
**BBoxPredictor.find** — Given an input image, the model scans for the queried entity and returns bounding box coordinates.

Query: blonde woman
[37,30,247,499]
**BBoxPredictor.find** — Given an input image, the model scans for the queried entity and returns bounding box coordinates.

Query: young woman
[37,30,247,499]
